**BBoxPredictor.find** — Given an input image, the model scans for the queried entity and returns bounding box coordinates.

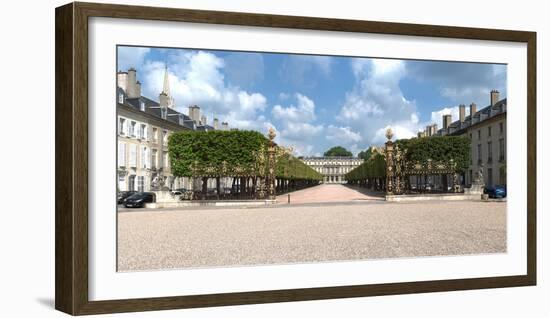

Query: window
[138,124,147,139]
[137,176,145,192]
[141,146,150,169]
[118,118,126,135]
[129,121,136,137]
[178,114,184,125]
[153,127,158,142]
[162,130,168,145]
[128,175,136,191]
[118,174,126,191]
[118,93,124,104]
[487,141,493,163]
[499,122,504,135]
[118,142,126,167]
[477,130,481,140]
[152,149,158,169]
[129,144,137,167]
[488,126,492,137]
[163,152,169,168]
[499,139,505,162]
[161,107,168,119]
[140,101,145,111]
[477,144,482,165]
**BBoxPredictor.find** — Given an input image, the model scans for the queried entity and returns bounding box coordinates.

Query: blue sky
[118,46,507,156]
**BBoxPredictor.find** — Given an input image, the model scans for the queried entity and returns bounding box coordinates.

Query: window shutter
[129,144,137,167]
[118,142,126,167]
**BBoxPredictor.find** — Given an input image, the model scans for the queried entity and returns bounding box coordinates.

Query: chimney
[188,105,201,124]
[432,124,438,136]
[201,115,207,126]
[469,103,477,118]
[490,89,500,106]
[459,104,466,123]
[126,68,141,98]
[221,122,229,130]
[213,118,219,130]
[159,92,170,108]
[442,114,452,130]
[135,81,142,98]
[117,71,128,93]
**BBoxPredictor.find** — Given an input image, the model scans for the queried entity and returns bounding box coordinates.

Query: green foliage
[345,152,386,181]
[275,152,323,181]
[168,130,322,181]
[395,136,470,173]
[169,130,268,177]
[324,146,352,157]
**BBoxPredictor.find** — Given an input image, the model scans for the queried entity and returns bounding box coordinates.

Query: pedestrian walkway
[276,183,384,204]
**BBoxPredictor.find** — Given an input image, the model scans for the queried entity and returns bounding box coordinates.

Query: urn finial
[385,127,394,141]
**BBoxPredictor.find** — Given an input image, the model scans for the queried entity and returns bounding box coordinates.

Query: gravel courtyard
[117,200,506,271]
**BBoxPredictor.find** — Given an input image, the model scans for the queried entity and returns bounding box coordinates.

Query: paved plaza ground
[117,186,506,271]
[276,184,383,204]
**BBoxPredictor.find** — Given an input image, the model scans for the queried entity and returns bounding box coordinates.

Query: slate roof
[117,87,205,131]
[439,98,507,136]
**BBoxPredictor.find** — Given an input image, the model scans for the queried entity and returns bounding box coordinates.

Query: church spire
[162,63,171,97]
[160,63,175,108]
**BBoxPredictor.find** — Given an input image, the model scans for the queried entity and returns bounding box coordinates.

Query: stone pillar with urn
[385,127,394,195]
[267,128,277,200]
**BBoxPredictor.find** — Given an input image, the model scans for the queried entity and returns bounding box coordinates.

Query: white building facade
[117,66,226,192]
[302,157,363,184]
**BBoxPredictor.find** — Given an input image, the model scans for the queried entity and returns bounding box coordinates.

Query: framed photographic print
[55,2,536,315]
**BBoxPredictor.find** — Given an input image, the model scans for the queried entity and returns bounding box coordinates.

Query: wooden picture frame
[55,2,536,315]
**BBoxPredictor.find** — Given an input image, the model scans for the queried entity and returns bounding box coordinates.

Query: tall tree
[324,146,352,157]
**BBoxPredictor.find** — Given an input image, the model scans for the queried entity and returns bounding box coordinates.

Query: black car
[124,192,155,208]
[117,191,137,204]
[484,185,507,199]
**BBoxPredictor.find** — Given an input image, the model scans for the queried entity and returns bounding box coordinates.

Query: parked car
[117,191,137,204]
[484,185,507,198]
[124,192,155,208]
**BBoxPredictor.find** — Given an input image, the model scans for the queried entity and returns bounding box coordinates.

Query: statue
[475,164,485,185]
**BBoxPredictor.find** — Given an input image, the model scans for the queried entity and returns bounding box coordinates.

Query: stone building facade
[418,90,507,187]
[302,157,363,184]
[117,67,227,192]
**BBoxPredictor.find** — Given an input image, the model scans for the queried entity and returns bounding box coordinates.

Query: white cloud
[138,50,268,131]
[326,125,362,143]
[270,93,324,156]
[272,93,316,122]
[337,58,421,146]
[281,123,324,139]
[117,47,150,71]
[406,61,506,107]
[430,106,459,129]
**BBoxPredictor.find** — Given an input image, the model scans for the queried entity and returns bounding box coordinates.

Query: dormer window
[118,93,124,104]
[178,114,184,125]
[140,101,145,111]
[161,107,167,120]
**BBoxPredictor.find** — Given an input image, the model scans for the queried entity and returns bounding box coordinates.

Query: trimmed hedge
[396,136,470,173]
[168,130,322,181]
[345,152,386,182]
[276,152,323,181]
